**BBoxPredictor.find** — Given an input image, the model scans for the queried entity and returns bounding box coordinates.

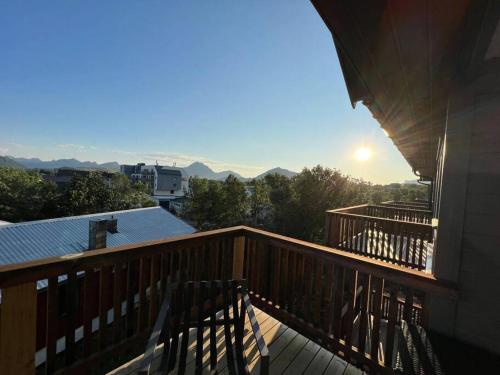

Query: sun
[354,146,372,161]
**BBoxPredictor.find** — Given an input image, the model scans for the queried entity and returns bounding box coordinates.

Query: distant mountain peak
[184,162,296,181]
[9,157,120,171]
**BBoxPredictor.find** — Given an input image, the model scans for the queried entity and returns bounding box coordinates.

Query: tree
[248,179,270,226]
[221,175,248,227]
[0,167,60,222]
[183,177,226,229]
[63,171,112,215]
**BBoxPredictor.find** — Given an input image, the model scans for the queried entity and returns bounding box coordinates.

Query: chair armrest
[138,295,171,374]
[242,292,269,375]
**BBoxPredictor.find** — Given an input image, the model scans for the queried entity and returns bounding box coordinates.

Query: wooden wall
[434,70,500,355]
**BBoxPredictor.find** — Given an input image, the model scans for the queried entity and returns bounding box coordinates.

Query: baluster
[324,262,334,333]
[332,266,345,338]
[83,270,96,357]
[370,276,384,362]
[137,257,148,333]
[272,246,281,306]
[314,259,323,326]
[357,273,370,354]
[404,287,414,324]
[149,255,160,327]
[65,272,77,365]
[125,261,136,337]
[289,251,297,313]
[343,269,357,350]
[113,262,123,343]
[384,284,399,367]
[46,277,58,374]
[99,266,112,350]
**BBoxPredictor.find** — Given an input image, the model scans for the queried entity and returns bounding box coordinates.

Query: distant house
[120,163,189,211]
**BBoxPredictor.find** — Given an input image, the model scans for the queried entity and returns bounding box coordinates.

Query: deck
[108,307,365,375]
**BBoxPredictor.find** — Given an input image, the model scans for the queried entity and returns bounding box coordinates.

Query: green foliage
[0,167,59,222]
[182,166,428,244]
[183,175,248,229]
[0,167,156,222]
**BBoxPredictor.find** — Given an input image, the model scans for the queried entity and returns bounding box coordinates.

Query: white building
[120,163,189,211]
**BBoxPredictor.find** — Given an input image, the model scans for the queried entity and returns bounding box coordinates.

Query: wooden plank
[65,272,78,365]
[357,273,371,354]
[282,339,321,374]
[0,282,37,375]
[149,255,160,328]
[303,347,334,375]
[113,263,123,343]
[269,333,308,374]
[137,258,148,333]
[83,270,96,357]
[232,236,245,280]
[324,356,348,374]
[99,266,112,350]
[46,277,58,374]
[370,277,384,362]
[385,284,399,367]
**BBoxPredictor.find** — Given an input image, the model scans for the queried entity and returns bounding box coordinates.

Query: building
[40,167,114,189]
[120,163,188,211]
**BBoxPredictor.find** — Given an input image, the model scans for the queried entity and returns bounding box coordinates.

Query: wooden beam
[0,282,37,375]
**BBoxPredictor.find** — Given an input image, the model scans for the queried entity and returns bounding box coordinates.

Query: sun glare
[354,147,372,162]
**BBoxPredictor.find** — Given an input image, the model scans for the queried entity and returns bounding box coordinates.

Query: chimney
[89,219,107,250]
[107,216,118,233]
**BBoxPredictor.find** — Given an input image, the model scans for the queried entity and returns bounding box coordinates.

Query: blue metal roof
[0,207,195,288]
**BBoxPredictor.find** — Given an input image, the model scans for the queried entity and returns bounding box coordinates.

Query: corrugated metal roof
[0,207,195,288]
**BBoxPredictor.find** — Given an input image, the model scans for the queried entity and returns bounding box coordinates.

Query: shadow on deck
[108,307,366,375]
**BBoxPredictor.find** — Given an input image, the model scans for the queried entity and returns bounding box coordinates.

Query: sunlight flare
[354,146,372,162]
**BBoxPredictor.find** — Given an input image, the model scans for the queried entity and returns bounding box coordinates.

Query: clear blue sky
[0,0,414,184]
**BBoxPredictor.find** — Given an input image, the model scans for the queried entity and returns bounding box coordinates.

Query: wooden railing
[0,226,455,374]
[325,205,434,270]
[380,200,431,211]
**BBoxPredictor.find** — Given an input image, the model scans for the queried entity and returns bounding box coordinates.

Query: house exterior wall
[432,70,500,355]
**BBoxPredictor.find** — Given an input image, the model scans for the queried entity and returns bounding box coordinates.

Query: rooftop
[0,207,195,267]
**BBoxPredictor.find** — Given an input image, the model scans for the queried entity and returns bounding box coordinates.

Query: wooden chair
[139,279,269,375]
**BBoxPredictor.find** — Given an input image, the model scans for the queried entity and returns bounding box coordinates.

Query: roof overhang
[311,0,500,178]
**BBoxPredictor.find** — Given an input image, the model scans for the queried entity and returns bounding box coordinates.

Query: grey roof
[0,206,195,270]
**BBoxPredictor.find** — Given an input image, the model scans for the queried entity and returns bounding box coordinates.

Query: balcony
[0,226,454,374]
[325,204,434,271]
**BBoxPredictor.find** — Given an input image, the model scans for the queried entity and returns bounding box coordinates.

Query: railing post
[232,235,245,280]
[327,212,341,247]
[0,282,37,375]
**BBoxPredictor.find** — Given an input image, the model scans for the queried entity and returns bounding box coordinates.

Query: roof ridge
[0,206,161,229]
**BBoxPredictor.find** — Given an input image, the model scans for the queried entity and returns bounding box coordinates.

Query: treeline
[183,165,428,243]
[0,167,155,222]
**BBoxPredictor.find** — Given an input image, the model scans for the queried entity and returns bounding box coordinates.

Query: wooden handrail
[243,226,454,297]
[0,226,246,288]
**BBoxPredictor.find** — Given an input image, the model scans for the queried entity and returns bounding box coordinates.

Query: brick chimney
[89,219,107,250]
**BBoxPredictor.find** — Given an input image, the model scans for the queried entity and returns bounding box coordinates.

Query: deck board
[108,307,363,375]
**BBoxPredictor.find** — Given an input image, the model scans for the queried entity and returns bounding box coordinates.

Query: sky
[0,1,415,184]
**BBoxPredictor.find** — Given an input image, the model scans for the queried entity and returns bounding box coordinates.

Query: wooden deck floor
[108,307,365,375]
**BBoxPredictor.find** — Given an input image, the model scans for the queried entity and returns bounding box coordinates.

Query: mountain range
[1,156,297,180]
